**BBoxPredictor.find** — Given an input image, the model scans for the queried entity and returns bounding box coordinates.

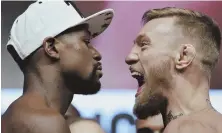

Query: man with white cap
[2,1,114,133]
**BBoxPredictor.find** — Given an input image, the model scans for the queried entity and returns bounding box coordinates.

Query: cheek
[149,56,172,81]
[140,47,160,59]
[139,48,161,71]
[60,46,94,74]
[140,48,173,77]
[140,49,174,95]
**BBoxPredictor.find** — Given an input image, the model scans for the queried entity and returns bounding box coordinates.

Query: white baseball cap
[7,0,114,60]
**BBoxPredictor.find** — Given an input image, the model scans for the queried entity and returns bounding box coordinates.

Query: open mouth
[131,71,145,97]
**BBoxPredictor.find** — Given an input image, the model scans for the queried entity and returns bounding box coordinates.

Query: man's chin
[133,102,160,119]
[76,81,101,95]
[83,84,101,95]
[133,94,167,119]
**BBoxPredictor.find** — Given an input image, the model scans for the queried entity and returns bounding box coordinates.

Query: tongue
[137,86,142,93]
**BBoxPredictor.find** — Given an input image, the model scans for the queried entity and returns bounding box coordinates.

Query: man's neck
[161,76,212,126]
[23,66,73,115]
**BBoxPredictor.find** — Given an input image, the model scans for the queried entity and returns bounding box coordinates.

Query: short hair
[142,7,221,73]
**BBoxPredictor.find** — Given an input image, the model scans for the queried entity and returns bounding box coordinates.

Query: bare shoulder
[25,109,71,133]
[213,111,222,132]
[163,119,217,133]
[2,101,70,133]
[69,119,105,133]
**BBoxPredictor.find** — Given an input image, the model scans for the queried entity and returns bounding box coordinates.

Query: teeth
[131,72,143,77]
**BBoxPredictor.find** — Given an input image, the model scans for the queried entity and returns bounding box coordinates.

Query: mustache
[129,66,138,73]
[94,62,102,70]
[89,62,102,79]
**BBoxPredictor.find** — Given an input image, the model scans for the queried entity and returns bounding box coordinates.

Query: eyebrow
[134,34,150,44]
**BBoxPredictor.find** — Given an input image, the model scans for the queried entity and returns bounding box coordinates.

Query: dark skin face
[44,25,103,95]
[125,17,195,119]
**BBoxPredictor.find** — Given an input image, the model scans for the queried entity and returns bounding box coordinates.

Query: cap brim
[75,9,114,38]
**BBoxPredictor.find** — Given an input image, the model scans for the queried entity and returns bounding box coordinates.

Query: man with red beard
[125,7,222,133]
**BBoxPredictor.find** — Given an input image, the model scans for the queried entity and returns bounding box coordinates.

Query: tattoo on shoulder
[166,111,183,124]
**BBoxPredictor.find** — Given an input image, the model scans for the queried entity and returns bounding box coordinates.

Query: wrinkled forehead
[138,17,178,39]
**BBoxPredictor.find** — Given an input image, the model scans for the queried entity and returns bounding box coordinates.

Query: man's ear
[43,37,60,60]
[175,44,196,70]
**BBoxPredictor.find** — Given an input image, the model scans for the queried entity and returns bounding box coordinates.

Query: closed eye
[140,41,151,51]
[140,41,150,47]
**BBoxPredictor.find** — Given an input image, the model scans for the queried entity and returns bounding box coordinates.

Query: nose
[92,47,102,61]
[125,52,139,65]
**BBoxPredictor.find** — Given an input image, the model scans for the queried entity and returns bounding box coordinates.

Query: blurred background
[2,1,222,133]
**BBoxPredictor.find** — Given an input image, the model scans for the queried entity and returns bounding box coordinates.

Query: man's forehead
[139,17,177,36]
[83,29,91,38]
[69,28,91,38]
[63,24,91,38]
[79,24,91,37]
